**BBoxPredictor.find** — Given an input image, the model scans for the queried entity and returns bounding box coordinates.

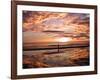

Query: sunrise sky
[23,11,90,44]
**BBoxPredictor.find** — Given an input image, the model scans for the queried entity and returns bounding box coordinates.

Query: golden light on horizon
[57,37,71,42]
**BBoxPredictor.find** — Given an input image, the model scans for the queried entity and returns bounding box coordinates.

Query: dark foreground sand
[23,47,89,68]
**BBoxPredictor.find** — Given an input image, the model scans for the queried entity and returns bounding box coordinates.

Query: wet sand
[23,47,89,68]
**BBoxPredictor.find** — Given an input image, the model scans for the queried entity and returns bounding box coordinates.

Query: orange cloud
[23,11,89,34]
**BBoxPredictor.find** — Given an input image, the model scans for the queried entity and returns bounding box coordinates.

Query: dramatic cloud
[23,11,89,34]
